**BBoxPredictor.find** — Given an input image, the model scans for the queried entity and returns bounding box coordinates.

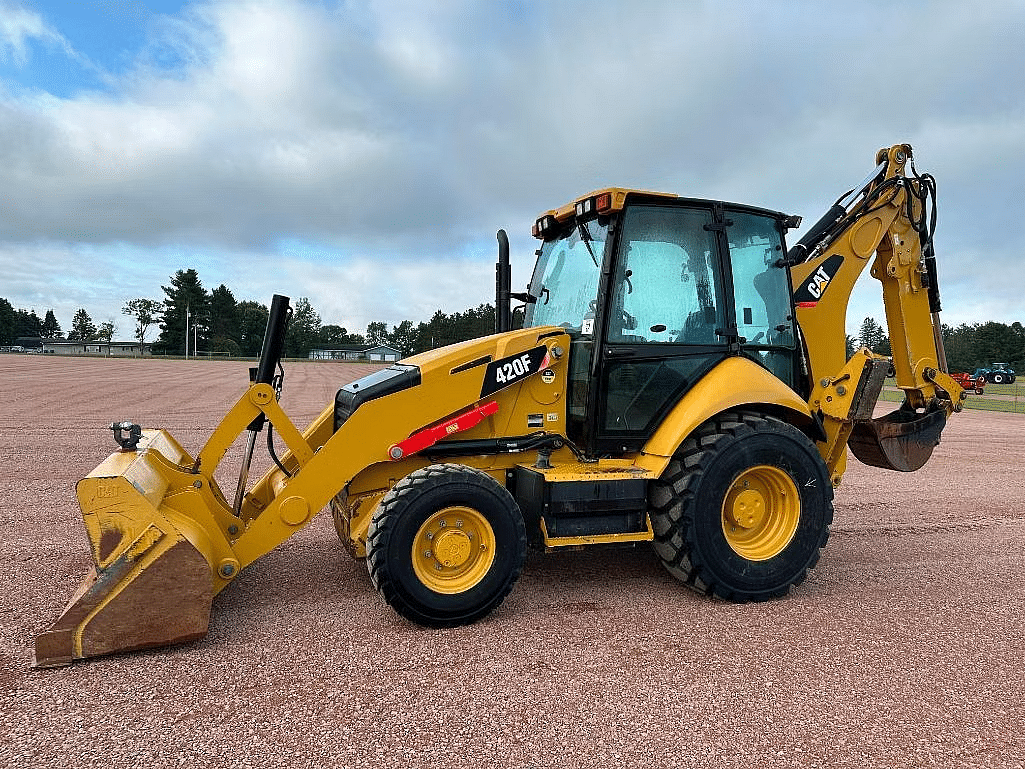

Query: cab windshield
[525,220,608,334]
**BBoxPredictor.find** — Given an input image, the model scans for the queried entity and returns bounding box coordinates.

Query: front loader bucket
[848,403,947,472]
[33,431,219,668]
[34,294,299,668]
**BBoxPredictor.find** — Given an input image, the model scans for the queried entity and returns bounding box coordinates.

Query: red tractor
[950,372,986,394]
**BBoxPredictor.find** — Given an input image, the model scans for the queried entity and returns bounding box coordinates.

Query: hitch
[110,422,142,451]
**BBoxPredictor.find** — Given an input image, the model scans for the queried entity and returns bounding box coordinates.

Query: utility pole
[185,304,190,359]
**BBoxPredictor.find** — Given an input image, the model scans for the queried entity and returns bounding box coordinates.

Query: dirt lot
[1,355,1023,769]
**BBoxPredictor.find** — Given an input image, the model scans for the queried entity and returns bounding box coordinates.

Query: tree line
[4,277,1021,370]
[0,301,119,343]
[854,316,1025,374]
[144,268,497,357]
[0,267,495,358]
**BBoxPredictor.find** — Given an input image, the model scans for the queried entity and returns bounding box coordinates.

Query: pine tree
[208,285,241,355]
[41,309,62,338]
[365,321,388,346]
[237,300,269,357]
[157,269,209,355]
[388,320,416,355]
[858,317,890,354]
[14,309,42,339]
[96,320,116,342]
[0,298,15,345]
[317,324,363,348]
[68,309,97,341]
[284,297,321,357]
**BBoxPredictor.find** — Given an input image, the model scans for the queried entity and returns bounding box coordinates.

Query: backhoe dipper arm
[788,144,964,482]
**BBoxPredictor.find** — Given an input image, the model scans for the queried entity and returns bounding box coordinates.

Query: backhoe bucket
[33,431,218,668]
[848,403,947,472]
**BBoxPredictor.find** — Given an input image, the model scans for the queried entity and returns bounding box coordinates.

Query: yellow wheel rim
[721,465,800,561]
[411,506,496,594]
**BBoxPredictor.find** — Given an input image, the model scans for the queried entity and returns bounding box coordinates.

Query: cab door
[595,202,730,453]
[593,202,797,454]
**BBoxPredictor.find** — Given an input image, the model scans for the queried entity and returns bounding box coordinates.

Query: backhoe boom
[789,144,963,481]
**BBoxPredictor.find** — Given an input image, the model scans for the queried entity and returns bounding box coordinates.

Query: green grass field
[880,382,1025,413]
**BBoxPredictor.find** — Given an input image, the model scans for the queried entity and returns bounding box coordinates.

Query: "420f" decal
[480,346,549,398]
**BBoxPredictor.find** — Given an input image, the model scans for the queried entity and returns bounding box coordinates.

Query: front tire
[366,464,526,627]
[650,411,833,601]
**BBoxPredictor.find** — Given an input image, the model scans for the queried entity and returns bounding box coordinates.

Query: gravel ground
[1,355,1023,769]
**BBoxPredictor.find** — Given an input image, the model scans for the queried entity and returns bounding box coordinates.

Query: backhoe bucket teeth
[848,403,947,472]
[33,431,219,668]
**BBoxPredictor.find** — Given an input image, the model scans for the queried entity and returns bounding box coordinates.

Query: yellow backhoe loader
[34,143,964,667]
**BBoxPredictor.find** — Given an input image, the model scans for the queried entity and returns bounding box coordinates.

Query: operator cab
[523,189,800,456]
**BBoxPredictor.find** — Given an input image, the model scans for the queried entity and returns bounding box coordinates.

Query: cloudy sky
[1,0,1023,341]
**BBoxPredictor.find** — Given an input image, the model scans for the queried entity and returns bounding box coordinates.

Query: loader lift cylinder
[234,294,291,514]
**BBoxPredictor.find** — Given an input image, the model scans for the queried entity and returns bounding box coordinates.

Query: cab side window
[608,206,723,345]
[727,211,795,386]
[728,212,793,348]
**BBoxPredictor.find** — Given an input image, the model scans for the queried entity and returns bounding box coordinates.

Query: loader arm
[788,144,964,483]
[34,321,568,666]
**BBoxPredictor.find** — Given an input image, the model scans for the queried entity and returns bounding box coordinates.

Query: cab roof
[532,187,794,239]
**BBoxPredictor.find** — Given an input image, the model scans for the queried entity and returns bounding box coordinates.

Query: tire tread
[366,463,526,627]
[650,410,833,602]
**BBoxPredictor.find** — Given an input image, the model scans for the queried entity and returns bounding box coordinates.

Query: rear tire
[650,411,833,601]
[366,464,526,627]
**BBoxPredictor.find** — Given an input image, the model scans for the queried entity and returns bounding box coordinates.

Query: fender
[635,357,812,476]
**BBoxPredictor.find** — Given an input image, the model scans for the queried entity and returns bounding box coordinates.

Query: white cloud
[0,2,66,66]
[1,0,1024,332]
[275,250,495,333]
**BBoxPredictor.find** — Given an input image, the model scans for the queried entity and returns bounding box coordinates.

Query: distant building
[41,340,152,357]
[309,344,403,362]
[14,336,43,350]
